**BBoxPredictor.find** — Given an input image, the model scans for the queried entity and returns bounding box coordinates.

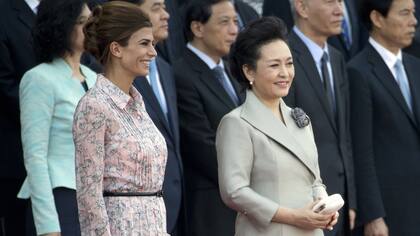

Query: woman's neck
[252,90,285,123]
[63,51,84,80]
[104,64,134,95]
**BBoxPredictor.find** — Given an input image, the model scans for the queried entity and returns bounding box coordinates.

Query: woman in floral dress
[72,2,168,235]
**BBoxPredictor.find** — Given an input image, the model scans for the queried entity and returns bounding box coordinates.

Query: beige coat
[216,91,327,236]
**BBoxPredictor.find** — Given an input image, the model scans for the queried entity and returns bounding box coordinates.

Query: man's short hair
[184,0,230,42]
[361,0,394,31]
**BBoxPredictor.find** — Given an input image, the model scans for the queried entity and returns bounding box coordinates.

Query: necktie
[149,59,168,119]
[213,66,239,106]
[321,52,336,114]
[394,59,413,112]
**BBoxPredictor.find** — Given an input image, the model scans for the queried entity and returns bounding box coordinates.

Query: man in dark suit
[263,0,365,61]
[118,0,185,235]
[284,1,356,235]
[173,0,244,235]
[0,0,37,235]
[157,0,259,64]
[348,0,420,235]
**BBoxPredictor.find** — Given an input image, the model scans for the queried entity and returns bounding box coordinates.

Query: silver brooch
[291,107,310,128]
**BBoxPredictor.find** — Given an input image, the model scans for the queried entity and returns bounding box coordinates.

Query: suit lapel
[156,58,179,140]
[290,31,338,134]
[185,49,237,109]
[367,45,417,126]
[12,0,36,30]
[241,91,317,177]
[133,76,174,139]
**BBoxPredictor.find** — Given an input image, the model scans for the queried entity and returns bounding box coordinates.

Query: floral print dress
[73,75,169,236]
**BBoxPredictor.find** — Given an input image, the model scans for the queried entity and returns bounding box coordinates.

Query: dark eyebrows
[266,57,293,63]
[137,38,152,44]
[151,2,164,8]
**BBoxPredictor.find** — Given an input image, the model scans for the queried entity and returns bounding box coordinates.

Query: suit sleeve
[216,115,279,227]
[348,65,386,225]
[73,98,111,236]
[175,70,219,185]
[19,72,61,234]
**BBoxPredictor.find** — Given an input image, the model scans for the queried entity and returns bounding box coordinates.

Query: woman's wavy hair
[33,0,86,63]
[84,1,152,66]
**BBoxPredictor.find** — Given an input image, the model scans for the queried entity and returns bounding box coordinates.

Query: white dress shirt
[293,26,336,97]
[25,0,39,14]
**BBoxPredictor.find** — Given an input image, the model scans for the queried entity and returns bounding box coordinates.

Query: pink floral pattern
[73,75,168,236]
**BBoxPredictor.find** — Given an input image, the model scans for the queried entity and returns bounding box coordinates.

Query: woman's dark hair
[229,16,288,89]
[108,0,145,5]
[184,0,229,42]
[361,0,394,31]
[84,1,152,65]
[33,0,86,63]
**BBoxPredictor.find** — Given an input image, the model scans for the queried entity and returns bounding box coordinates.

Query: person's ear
[242,64,256,84]
[370,10,385,30]
[295,0,309,19]
[191,21,205,39]
[109,41,123,58]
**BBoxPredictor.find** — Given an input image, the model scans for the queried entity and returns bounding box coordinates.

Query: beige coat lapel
[240,91,317,177]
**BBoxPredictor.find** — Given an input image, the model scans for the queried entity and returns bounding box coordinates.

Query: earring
[249,81,253,85]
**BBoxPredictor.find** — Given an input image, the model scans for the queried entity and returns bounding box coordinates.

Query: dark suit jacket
[285,31,356,233]
[347,44,420,235]
[156,0,187,64]
[263,0,365,61]
[173,48,245,236]
[132,56,184,235]
[234,0,260,26]
[0,0,37,179]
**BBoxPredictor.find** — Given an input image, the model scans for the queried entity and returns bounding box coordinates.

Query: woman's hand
[292,201,337,230]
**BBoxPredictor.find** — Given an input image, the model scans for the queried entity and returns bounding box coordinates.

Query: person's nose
[161,8,170,21]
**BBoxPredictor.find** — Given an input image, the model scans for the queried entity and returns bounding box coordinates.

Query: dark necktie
[321,52,336,114]
[213,66,239,106]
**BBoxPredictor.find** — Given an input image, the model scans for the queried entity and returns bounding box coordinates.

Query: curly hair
[33,0,86,63]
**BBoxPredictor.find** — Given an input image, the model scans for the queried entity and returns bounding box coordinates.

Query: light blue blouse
[17,58,96,234]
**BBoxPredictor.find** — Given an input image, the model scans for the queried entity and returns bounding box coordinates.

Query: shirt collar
[369,37,402,70]
[187,43,225,70]
[97,74,142,110]
[293,26,330,64]
[25,0,39,14]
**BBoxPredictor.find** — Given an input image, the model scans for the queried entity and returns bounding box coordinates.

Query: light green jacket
[17,58,96,235]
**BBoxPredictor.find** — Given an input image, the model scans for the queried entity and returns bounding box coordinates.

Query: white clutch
[312,194,344,215]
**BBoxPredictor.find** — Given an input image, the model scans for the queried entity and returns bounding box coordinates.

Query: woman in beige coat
[216,17,338,236]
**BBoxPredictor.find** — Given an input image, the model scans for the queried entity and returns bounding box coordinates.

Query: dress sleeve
[73,97,111,236]
[19,71,61,234]
[216,115,279,227]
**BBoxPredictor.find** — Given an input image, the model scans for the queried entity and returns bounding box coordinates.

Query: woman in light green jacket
[17,0,96,235]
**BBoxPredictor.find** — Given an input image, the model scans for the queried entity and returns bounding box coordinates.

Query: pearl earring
[250,81,253,85]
